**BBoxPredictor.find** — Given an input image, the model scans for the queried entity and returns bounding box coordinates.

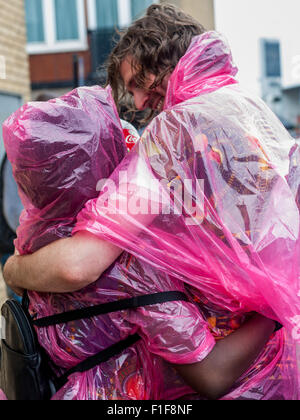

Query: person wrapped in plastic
[3,85,239,400]
[3,85,291,400]
[2,8,299,399]
[70,33,300,397]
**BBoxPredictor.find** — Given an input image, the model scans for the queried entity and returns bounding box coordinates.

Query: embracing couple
[3,4,300,400]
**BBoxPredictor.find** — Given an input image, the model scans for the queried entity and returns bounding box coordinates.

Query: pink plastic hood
[165,31,238,108]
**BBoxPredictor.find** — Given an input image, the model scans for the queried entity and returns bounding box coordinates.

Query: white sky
[214,0,300,95]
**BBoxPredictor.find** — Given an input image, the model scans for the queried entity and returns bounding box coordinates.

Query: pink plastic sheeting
[3,86,127,254]
[74,32,300,398]
[2,86,215,400]
[0,389,7,400]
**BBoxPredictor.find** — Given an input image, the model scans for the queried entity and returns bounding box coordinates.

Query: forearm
[206,313,275,396]
[3,232,122,293]
[4,248,73,293]
[175,313,276,400]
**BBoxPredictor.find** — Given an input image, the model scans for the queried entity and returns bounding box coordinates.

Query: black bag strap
[39,291,189,391]
[0,154,10,217]
[54,333,141,391]
[33,291,189,327]
[26,291,189,392]
[0,154,16,254]
[22,290,30,311]
[0,153,7,185]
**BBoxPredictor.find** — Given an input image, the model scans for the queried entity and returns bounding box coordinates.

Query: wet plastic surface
[3,86,214,400]
[2,32,300,399]
[74,33,300,399]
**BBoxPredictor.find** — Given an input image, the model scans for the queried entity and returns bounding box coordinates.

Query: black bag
[0,154,16,255]
[0,297,56,400]
[0,291,188,400]
[0,299,55,400]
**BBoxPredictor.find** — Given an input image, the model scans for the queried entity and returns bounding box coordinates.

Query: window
[87,0,157,30]
[261,39,281,78]
[55,0,79,41]
[95,0,119,29]
[25,0,45,43]
[25,0,87,54]
[131,0,154,20]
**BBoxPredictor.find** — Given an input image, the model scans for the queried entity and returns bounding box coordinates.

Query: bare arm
[3,232,122,293]
[174,313,276,400]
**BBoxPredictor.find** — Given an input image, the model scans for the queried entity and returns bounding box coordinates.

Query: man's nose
[133,90,149,111]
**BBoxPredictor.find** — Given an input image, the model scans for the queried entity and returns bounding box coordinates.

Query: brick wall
[0,0,31,103]
[29,49,92,87]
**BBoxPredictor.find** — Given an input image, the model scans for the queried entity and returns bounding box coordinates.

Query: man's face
[120,56,170,112]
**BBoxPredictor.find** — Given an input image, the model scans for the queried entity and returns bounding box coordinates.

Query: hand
[8,284,24,297]
[3,255,24,297]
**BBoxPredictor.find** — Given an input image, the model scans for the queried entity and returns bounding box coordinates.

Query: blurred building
[0,0,31,159]
[214,0,300,138]
[25,0,215,99]
[260,38,300,137]
[161,0,215,29]
[25,0,157,98]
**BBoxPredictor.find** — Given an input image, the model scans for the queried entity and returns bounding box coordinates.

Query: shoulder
[144,104,194,134]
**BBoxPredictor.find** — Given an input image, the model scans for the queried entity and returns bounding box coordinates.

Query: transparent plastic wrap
[2,86,214,400]
[74,32,300,336]
[3,86,127,254]
[73,33,300,397]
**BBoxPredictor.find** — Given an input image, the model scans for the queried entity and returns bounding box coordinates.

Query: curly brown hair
[106,3,206,116]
